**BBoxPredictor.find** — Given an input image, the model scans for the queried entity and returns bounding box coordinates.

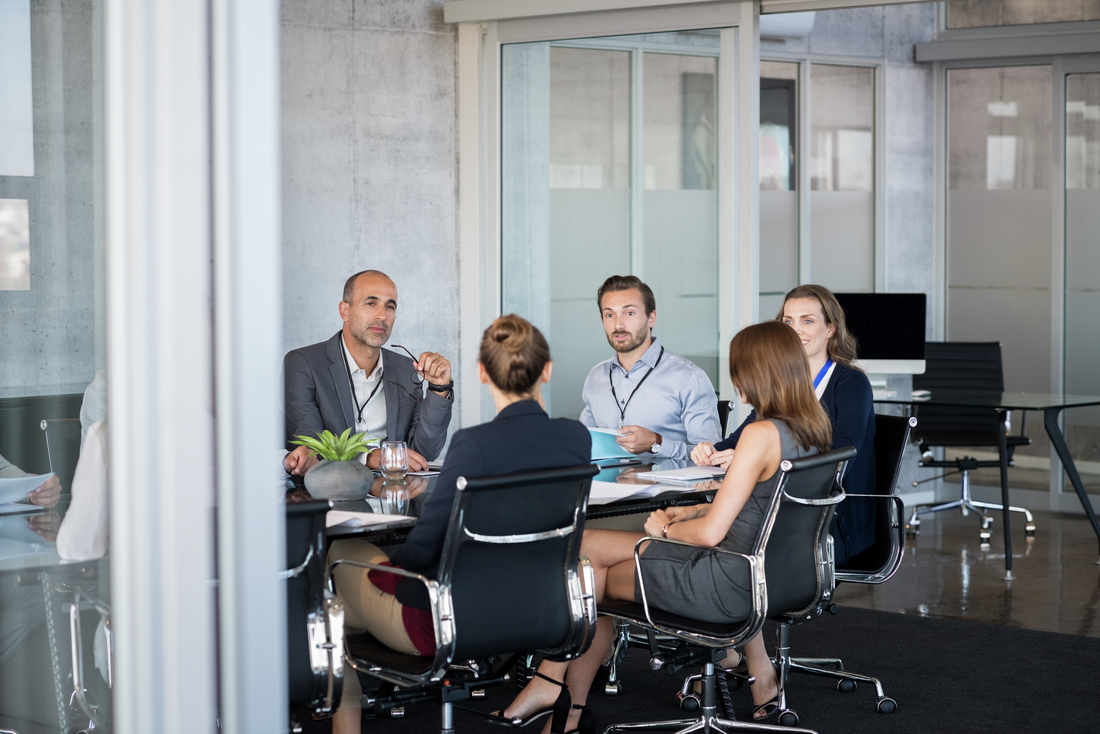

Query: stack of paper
[630,466,726,484]
[326,511,413,529]
[0,473,54,505]
[587,480,699,505]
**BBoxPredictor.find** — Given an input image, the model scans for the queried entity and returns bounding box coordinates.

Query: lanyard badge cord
[609,346,664,429]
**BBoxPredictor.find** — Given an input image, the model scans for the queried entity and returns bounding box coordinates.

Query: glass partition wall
[0,1,111,730]
[502,33,721,419]
[758,59,877,321]
[1064,73,1100,493]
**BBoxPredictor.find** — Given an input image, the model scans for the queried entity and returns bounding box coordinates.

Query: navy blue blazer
[715,363,876,561]
[389,400,591,609]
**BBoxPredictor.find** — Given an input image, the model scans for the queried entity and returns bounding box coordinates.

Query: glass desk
[315,459,721,542]
[874,391,1100,577]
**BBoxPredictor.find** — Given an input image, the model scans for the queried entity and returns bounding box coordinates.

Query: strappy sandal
[563,703,596,734]
[485,671,570,730]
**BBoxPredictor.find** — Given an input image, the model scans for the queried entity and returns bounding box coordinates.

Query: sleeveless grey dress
[635,419,816,624]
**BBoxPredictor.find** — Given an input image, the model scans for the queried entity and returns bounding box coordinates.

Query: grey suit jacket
[283,331,453,461]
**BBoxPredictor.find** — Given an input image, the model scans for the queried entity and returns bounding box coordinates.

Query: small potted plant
[291,429,377,500]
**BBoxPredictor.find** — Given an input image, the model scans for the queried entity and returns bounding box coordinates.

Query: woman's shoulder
[832,363,873,393]
[738,417,781,443]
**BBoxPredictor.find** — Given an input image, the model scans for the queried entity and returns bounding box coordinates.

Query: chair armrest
[545,554,599,663]
[781,485,846,506]
[628,536,763,648]
[834,495,906,584]
[325,558,456,688]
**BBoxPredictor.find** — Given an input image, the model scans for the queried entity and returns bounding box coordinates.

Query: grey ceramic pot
[304,459,371,500]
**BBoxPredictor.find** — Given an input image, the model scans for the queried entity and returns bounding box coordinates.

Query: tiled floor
[833,507,1100,638]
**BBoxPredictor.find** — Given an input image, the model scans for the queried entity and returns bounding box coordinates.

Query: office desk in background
[875,392,1100,574]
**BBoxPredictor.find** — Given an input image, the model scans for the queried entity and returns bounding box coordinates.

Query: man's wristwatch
[428,380,454,396]
[650,433,663,454]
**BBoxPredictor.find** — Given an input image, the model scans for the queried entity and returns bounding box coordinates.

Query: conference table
[320,458,723,542]
[874,391,1100,578]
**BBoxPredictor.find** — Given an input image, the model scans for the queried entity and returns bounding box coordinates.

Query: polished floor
[833,507,1100,638]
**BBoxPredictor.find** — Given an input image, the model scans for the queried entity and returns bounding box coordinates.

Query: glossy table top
[323,458,721,538]
[873,391,1100,411]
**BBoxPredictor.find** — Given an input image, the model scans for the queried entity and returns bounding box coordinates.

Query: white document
[407,470,440,477]
[0,503,44,516]
[587,480,697,505]
[0,473,54,505]
[631,466,726,484]
[589,427,625,436]
[326,510,413,529]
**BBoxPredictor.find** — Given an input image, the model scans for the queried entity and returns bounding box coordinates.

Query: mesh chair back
[438,464,598,660]
[837,414,915,575]
[760,447,854,617]
[912,342,1004,438]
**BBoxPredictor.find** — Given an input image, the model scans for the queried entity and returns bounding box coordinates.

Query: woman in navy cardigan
[326,314,590,734]
[693,285,877,562]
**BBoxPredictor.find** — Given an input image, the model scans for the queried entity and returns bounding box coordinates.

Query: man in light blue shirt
[579,275,722,461]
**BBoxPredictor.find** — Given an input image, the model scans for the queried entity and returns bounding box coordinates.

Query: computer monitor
[833,292,926,375]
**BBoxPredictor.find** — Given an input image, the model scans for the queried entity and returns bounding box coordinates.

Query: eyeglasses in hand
[388,344,424,403]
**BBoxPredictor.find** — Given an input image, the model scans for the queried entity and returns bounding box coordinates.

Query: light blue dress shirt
[579,337,722,461]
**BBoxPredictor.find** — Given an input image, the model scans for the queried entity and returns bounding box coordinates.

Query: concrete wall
[0,0,98,398]
[280,0,462,427]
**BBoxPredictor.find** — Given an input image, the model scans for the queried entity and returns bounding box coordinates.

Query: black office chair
[40,418,82,496]
[718,400,732,438]
[286,499,344,726]
[600,446,855,734]
[327,464,599,731]
[784,414,915,714]
[908,342,1034,543]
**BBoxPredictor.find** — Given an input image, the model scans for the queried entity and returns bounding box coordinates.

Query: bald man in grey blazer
[283,270,454,474]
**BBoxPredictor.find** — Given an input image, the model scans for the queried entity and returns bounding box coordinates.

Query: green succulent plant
[290,429,378,462]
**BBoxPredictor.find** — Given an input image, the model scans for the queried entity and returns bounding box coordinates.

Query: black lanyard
[341,345,383,428]
[609,346,664,428]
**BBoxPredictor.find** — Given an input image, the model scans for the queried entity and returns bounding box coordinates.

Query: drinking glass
[380,440,409,479]
[380,480,411,515]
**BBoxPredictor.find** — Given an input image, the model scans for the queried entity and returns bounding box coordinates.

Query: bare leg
[333,704,361,734]
[742,633,778,717]
[502,530,645,733]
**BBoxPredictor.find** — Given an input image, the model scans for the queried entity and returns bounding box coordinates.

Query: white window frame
[760,51,885,293]
[452,1,761,427]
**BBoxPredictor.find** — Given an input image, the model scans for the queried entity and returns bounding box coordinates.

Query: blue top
[715,362,877,561]
[389,399,591,609]
[579,337,722,461]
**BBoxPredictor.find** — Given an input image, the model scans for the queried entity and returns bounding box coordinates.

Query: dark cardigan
[715,363,877,561]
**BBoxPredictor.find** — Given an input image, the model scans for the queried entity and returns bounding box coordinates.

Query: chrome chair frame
[326,464,599,734]
[786,415,916,714]
[602,447,854,734]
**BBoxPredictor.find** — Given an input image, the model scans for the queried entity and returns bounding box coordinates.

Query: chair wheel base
[604,681,623,696]
[387,706,405,719]
[837,679,856,693]
[778,710,799,726]
[877,697,897,714]
[1025,524,1036,536]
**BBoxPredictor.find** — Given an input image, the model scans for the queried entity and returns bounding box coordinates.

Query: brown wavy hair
[775,284,860,367]
[479,314,551,396]
[729,321,832,453]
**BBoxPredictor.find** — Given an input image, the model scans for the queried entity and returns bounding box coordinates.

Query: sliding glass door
[502,33,721,419]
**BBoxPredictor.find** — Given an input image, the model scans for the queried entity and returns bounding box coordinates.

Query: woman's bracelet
[660,523,670,538]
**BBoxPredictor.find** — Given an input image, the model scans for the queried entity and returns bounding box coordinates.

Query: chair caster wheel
[979,529,991,541]
[387,707,405,719]
[980,543,991,551]
[678,694,699,712]
[1025,524,1036,536]
[778,710,799,727]
[471,689,486,699]
[837,680,856,693]
[604,681,622,696]
[876,697,897,714]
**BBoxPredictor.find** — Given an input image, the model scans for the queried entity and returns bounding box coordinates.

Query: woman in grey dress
[500,321,833,732]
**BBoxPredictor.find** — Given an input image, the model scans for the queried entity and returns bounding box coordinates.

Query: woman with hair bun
[329,314,590,734]
[692,283,876,563]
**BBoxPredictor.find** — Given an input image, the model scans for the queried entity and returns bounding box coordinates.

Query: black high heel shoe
[486,671,570,729]
[563,703,596,734]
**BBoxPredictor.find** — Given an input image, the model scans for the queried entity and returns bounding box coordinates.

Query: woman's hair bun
[479,314,551,396]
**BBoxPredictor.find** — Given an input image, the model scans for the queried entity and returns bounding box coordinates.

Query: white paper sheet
[326,510,414,529]
[0,473,54,504]
[631,466,726,483]
[587,480,697,505]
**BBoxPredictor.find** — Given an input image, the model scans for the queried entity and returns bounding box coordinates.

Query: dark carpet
[299,607,1100,734]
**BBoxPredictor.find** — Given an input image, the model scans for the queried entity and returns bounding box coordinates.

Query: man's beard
[607,325,649,354]
[350,321,390,348]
